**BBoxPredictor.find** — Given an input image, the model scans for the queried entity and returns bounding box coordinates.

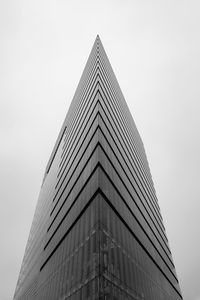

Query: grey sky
[1,1,200,299]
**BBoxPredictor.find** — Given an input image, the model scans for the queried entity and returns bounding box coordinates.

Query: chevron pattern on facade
[13,36,182,300]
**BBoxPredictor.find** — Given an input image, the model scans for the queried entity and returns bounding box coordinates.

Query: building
[13,36,182,300]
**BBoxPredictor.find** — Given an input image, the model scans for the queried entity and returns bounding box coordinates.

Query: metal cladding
[14,36,182,300]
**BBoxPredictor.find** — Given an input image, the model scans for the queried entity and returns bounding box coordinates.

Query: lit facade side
[13,36,183,300]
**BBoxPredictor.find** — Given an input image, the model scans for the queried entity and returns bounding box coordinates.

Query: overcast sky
[1,1,200,299]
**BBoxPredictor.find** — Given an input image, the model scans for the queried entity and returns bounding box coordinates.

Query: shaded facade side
[13,36,182,300]
[13,33,100,300]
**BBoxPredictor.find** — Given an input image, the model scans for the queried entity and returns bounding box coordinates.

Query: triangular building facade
[14,36,182,300]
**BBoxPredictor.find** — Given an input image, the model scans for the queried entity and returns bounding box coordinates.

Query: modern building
[13,36,182,300]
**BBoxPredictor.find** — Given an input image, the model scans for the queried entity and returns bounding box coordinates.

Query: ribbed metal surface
[13,36,182,300]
